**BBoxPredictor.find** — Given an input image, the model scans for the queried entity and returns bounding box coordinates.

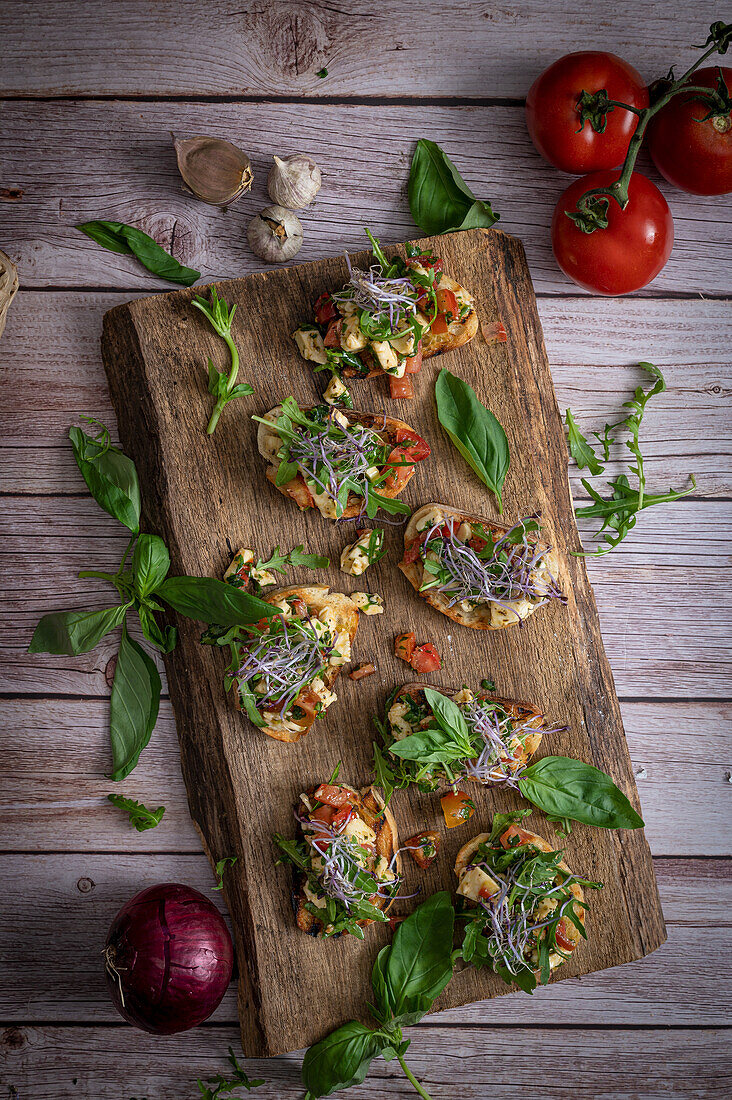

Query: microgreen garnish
[566,363,696,555]
[107,794,165,832]
[213,855,238,890]
[193,287,254,435]
[228,616,334,719]
[196,1045,264,1096]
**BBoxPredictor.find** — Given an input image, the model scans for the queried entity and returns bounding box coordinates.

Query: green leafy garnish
[316,67,328,78]
[408,139,499,236]
[193,287,254,435]
[76,220,200,286]
[518,757,644,830]
[435,368,509,512]
[197,1046,264,1096]
[107,794,165,832]
[256,544,329,575]
[213,855,238,890]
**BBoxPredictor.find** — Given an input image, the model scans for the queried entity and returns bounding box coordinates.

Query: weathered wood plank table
[1,2,730,1096]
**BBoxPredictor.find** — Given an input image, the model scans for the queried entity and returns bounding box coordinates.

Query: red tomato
[383,444,416,492]
[289,597,307,619]
[402,538,422,565]
[311,804,334,825]
[323,319,342,347]
[389,375,414,399]
[314,292,337,325]
[410,642,441,673]
[331,805,354,831]
[555,919,577,953]
[314,784,352,808]
[279,473,315,510]
[395,631,416,663]
[469,535,488,552]
[394,428,430,461]
[408,255,442,272]
[551,170,674,295]
[430,313,449,336]
[648,66,732,196]
[404,346,423,374]
[526,51,648,173]
[499,824,536,849]
[435,287,458,319]
[441,790,475,829]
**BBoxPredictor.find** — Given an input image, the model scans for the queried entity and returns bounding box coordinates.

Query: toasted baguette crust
[454,827,586,968]
[421,273,479,358]
[247,585,358,743]
[392,682,546,770]
[398,502,561,630]
[258,406,421,519]
[293,784,401,937]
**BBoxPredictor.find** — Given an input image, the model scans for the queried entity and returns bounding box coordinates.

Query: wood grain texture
[2,699,729,857]
[1,100,730,295]
[0,855,727,1028]
[2,292,726,494]
[100,228,664,1055]
[0,0,721,98]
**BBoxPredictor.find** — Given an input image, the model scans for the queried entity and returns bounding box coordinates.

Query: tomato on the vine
[526,51,649,174]
[648,66,732,195]
[551,170,674,295]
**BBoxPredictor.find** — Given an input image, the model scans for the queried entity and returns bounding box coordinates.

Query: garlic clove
[247,205,303,263]
[267,154,322,209]
[173,134,253,206]
[0,249,19,341]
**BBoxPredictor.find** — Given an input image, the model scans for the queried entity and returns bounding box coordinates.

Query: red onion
[104,882,233,1034]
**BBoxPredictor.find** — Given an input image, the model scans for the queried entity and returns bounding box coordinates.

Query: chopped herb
[213,855,238,890]
[107,794,165,832]
[197,1046,264,1096]
[316,67,328,78]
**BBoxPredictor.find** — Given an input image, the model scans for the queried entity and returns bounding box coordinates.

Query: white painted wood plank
[1,101,730,294]
[0,855,728,1028]
[1,699,728,857]
[2,496,729,698]
[0,292,728,494]
[0,0,721,99]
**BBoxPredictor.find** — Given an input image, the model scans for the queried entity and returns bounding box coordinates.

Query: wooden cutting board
[101,227,665,1057]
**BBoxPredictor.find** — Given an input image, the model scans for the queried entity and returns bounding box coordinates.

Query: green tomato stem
[397,1052,433,1100]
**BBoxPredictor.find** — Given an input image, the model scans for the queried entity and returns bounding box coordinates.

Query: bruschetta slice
[381,682,554,792]
[221,583,359,742]
[256,398,430,521]
[274,781,401,938]
[455,811,599,992]
[293,232,478,401]
[399,503,565,629]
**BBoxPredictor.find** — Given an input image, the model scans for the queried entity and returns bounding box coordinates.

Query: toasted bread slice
[454,826,586,972]
[389,682,546,776]
[399,502,563,630]
[292,784,401,937]
[231,584,359,743]
[258,405,428,520]
[420,272,479,358]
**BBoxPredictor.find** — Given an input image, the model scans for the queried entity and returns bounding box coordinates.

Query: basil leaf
[435,368,510,512]
[389,726,467,765]
[423,686,474,752]
[409,139,499,235]
[137,605,177,653]
[76,221,200,286]
[301,1021,387,1098]
[108,627,161,781]
[69,425,141,532]
[132,534,170,598]
[29,604,129,656]
[565,409,605,476]
[382,891,455,1025]
[157,576,278,626]
[518,756,644,830]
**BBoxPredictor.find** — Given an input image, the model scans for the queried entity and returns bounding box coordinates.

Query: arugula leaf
[518,756,644,829]
[565,409,604,475]
[487,808,532,844]
[107,794,165,832]
[302,1022,387,1098]
[157,576,277,626]
[76,221,200,286]
[131,533,170,598]
[213,855,237,890]
[435,368,509,512]
[69,421,141,532]
[108,625,161,781]
[256,544,329,575]
[408,139,499,235]
[197,1046,264,1096]
[29,604,129,656]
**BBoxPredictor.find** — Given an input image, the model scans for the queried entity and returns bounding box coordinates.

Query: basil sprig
[408,139,499,236]
[76,220,200,286]
[566,362,696,555]
[29,420,276,785]
[302,892,455,1099]
[435,368,510,512]
[193,287,254,435]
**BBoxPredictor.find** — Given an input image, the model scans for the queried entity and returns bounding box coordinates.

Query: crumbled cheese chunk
[293,326,328,365]
[340,530,374,576]
[351,592,384,615]
[344,816,377,850]
[323,374,350,406]
[451,688,474,705]
[251,565,276,587]
[223,547,254,583]
[416,506,444,532]
[457,865,500,903]
[341,312,367,352]
[387,699,414,741]
[371,339,402,376]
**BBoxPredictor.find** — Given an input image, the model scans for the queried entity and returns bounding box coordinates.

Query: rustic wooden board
[100,227,665,1056]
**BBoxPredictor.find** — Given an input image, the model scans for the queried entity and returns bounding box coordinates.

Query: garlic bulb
[173,134,253,205]
[247,206,303,263]
[267,154,322,209]
[0,249,19,341]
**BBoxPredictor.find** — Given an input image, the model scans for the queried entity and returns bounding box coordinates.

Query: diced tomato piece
[402,537,422,566]
[430,313,449,336]
[311,804,334,825]
[349,662,376,681]
[408,255,442,272]
[323,318,342,347]
[394,428,430,461]
[389,374,414,399]
[416,291,430,311]
[441,790,475,829]
[404,346,423,374]
[289,597,307,618]
[404,830,440,870]
[314,784,352,808]
[468,535,488,553]
[435,288,458,319]
[482,319,508,344]
[314,292,337,325]
[395,631,416,663]
[555,918,576,953]
[383,445,414,492]
[479,882,499,901]
[332,805,354,831]
[410,642,441,673]
[281,474,314,510]
[499,824,536,849]
[388,915,406,932]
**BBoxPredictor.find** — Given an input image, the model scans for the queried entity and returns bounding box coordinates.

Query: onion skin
[104,882,234,1034]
